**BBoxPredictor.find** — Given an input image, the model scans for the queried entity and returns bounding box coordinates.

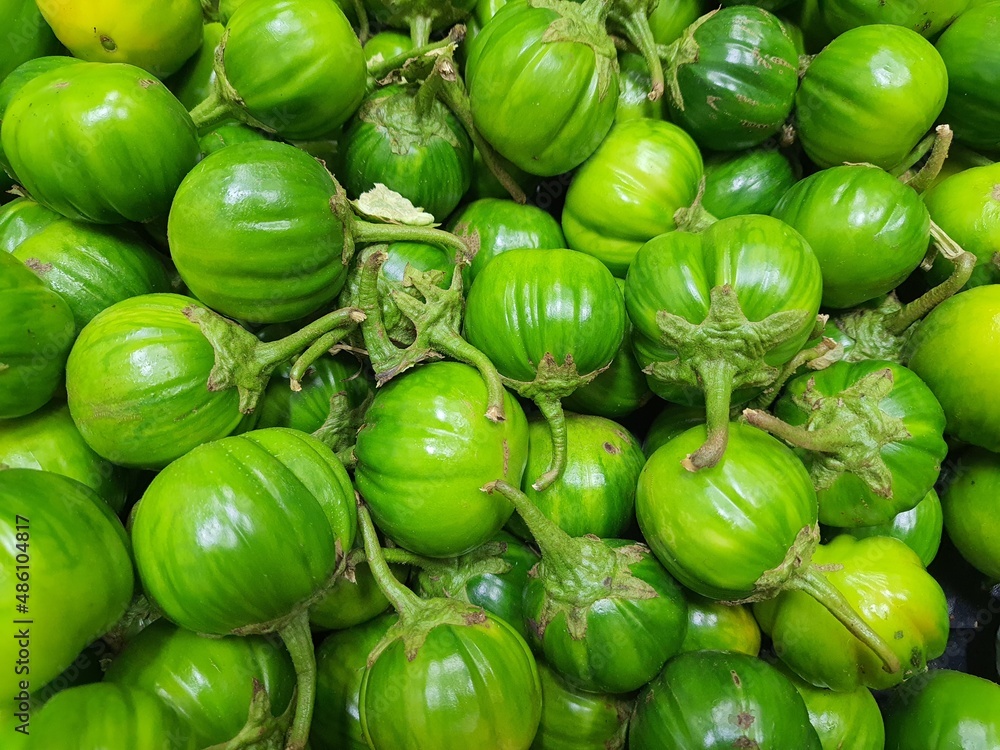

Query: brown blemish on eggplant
[24,259,52,275]
[603,441,620,455]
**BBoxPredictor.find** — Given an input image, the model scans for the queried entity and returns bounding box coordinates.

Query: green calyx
[502,353,605,489]
[533,0,619,102]
[645,284,814,471]
[184,304,364,414]
[358,83,463,155]
[354,249,507,422]
[382,541,514,601]
[657,9,715,111]
[483,481,658,641]
[202,679,294,750]
[312,388,374,468]
[357,502,492,665]
[745,369,911,499]
[737,525,903,677]
[189,28,274,133]
[364,1,473,46]
[672,177,719,234]
[834,248,976,364]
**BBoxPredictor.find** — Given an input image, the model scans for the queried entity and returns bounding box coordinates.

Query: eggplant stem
[902,125,953,192]
[278,611,317,750]
[743,408,843,454]
[614,8,665,101]
[887,250,975,335]
[683,361,735,471]
[531,395,569,490]
[357,501,424,617]
[352,220,471,260]
[790,566,902,675]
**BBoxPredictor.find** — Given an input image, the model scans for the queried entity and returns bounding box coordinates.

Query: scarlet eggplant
[0,402,127,513]
[629,651,822,750]
[745,360,947,528]
[190,0,366,140]
[778,664,885,750]
[2,62,199,224]
[941,448,1000,580]
[104,620,297,747]
[637,423,905,679]
[356,504,543,750]
[66,293,362,469]
[625,214,823,469]
[0,0,63,83]
[771,165,932,309]
[467,0,663,177]
[796,25,948,170]
[561,118,704,277]
[0,470,133,705]
[354,362,529,557]
[509,414,644,539]
[0,252,74,419]
[615,53,665,122]
[0,197,62,254]
[662,7,799,151]
[309,551,407,631]
[341,84,473,223]
[754,534,949,691]
[363,0,476,45]
[817,0,970,39]
[169,141,471,324]
[167,22,225,110]
[131,428,358,750]
[485,480,688,694]
[465,248,625,488]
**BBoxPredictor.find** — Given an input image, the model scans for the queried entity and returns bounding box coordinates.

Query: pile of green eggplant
[2,0,1000,747]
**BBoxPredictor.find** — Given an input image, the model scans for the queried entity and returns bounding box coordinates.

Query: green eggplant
[562,118,704,277]
[0,402,127,513]
[167,22,225,111]
[465,248,625,488]
[531,662,631,750]
[508,414,645,540]
[772,164,931,309]
[922,162,1000,288]
[629,651,822,749]
[131,428,358,750]
[2,62,199,224]
[354,361,529,557]
[941,447,1000,580]
[356,505,543,750]
[844,488,943,568]
[312,615,396,750]
[168,140,468,324]
[817,0,970,38]
[486,480,688,694]
[363,31,413,63]
[341,83,473,223]
[778,663,885,750]
[936,2,1000,151]
[65,293,362,469]
[0,0,64,83]
[25,683,196,749]
[637,423,909,681]
[678,592,761,656]
[0,197,62,254]
[11,220,171,334]
[309,552,407,632]
[746,360,947,528]
[104,619,296,747]
[625,214,823,469]
[615,52,665,122]
[448,197,566,285]
[883,669,1000,749]
[0,470,133,705]
[190,0,367,141]
[33,0,203,78]
[754,534,949,691]
[662,7,799,151]
[197,121,267,155]
[0,252,74,419]
[642,405,705,458]
[702,146,798,219]
[796,25,948,170]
